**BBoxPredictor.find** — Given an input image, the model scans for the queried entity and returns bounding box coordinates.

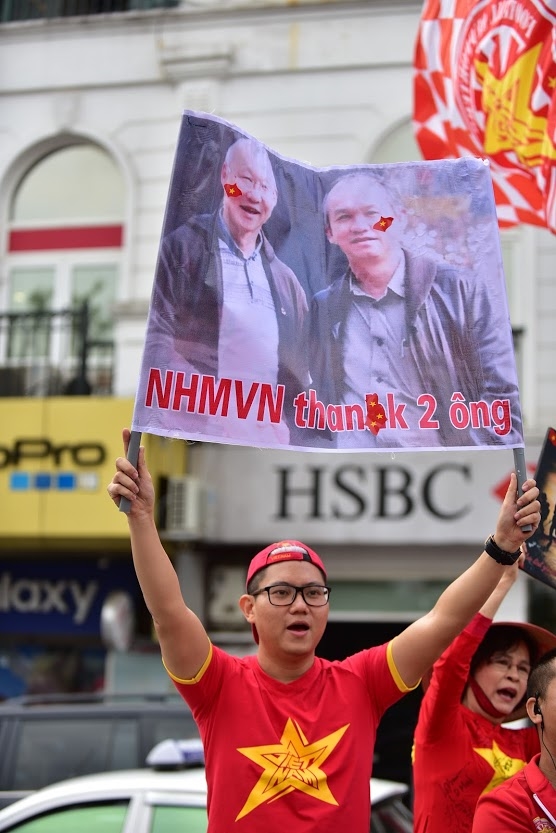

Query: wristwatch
[484,534,521,565]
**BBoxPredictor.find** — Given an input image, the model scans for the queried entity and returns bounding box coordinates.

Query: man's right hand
[107,428,155,519]
[493,473,540,553]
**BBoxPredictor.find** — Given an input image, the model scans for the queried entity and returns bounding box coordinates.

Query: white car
[0,739,413,832]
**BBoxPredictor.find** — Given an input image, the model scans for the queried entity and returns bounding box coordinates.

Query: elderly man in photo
[140,137,309,445]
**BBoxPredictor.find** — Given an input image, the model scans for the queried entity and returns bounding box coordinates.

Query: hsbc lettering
[0,573,98,625]
[0,438,106,469]
[274,463,472,521]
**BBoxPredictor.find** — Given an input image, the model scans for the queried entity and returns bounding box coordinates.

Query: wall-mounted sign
[192,440,543,545]
[0,397,135,537]
[0,438,106,469]
[0,559,139,636]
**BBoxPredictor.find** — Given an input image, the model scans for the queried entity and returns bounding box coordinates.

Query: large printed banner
[413,0,556,233]
[132,111,524,453]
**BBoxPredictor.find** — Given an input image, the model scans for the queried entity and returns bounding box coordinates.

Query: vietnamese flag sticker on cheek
[224,183,243,197]
[373,216,394,231]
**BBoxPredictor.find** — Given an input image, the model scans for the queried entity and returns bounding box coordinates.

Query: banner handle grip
[513,447,532,534]
[119,430,142,515]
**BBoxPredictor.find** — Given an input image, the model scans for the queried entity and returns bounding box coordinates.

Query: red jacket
[472,754,556,832]
[412,613,539,833]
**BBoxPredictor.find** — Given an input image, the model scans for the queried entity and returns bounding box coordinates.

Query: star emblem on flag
[365,393,387,435]
[224,183,242,197]
[373,216,394,231]
[413,0,556,232]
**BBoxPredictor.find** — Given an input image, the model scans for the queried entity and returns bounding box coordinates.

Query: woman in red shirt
[412,559,556,833]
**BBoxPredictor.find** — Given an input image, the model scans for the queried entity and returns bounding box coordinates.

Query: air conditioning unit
[161,476,205,540]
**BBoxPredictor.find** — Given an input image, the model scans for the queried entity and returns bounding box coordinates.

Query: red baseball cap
[246,540,327,588]
[246,541,327,645]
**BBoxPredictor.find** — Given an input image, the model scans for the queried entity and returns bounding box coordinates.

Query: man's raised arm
[107,428,210,680]
[391,473,540,689]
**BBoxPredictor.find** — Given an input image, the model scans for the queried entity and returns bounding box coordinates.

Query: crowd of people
[108,429,556,833]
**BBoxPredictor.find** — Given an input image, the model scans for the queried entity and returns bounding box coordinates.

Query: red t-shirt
[169,642,411,833]
[472,754,556,832]
[412,613,539,833]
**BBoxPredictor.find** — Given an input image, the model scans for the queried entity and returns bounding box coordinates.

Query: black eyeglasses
[252,583,331,607]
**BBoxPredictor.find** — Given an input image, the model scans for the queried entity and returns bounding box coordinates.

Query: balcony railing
[0,303,114,397]
[1,0,178,22]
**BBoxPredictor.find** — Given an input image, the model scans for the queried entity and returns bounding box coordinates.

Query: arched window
[3,144,125,395]
[370,120,423,164]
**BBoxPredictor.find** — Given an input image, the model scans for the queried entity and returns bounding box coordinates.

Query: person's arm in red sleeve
[416,558,523,742]
[416,614,491,742]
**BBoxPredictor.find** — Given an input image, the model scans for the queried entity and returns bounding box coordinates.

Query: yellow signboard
[0,398,186,543]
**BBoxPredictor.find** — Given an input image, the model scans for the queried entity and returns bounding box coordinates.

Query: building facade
[1,3,555,775]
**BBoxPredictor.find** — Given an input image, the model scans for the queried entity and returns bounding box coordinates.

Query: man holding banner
[108,427,541,833]
[309,170,522,449]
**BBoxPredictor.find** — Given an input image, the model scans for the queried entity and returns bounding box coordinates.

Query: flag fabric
[224,183,242,197]
[373,216,394,232]
[131,110,524,453]
[365,394,388,435]
[413,0,556,233]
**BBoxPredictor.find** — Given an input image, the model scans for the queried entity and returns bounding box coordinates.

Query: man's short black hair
[527,647,556,700]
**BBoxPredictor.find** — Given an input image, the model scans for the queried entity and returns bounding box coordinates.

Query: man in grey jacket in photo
[308,170,522,449]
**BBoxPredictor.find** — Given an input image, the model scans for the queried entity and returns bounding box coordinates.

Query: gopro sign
[0,438,106,469]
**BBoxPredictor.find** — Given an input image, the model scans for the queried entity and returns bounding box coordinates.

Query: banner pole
[513,447,532,533]
[119,430,142,516]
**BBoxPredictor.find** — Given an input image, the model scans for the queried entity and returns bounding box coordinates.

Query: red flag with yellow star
[373,216,394,232]
[365,394,388,436]
[413,0,556,233]
[224,183,242,197]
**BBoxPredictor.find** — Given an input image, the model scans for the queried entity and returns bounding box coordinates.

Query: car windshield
[0,802,209,833]
[12,720,138,789]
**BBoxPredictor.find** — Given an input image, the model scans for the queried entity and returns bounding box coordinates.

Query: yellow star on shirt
[235,717,349,820]
[474,740,527,794]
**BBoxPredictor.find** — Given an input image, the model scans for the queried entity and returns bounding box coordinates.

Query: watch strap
[484,534,521,565]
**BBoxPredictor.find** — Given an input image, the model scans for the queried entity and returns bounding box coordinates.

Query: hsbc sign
[195,442,542,544]
[273,462,473,522]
